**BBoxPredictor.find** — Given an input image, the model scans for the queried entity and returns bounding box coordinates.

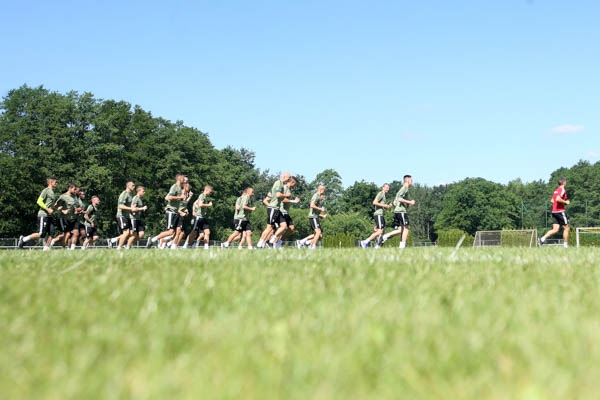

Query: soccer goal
[473,230,538,248]
[576,227,600,248]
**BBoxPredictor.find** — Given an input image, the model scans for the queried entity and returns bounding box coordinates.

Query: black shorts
[36,216,55,237]
[373,214,385,230]
[552,211,568,226]
[267,207,281,228]
[309,217,322,232]
[60,218,78,233]
[85,225,98,237]
[281,213,293,227]
[131,219,145,233]
[393,212,409,229]
[192,217,210,232]
[234,220,251,232]
[116,216,132,232]
[165,210,180,230]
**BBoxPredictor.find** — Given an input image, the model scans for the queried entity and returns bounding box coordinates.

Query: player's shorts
[60,218,79,233]
[78,223,87,238]
[176,216,185,229]
[85,225,98,238]
[192,217,210,232]
[165,210,180,230]
[235,219,251,232]
[393,212,409,229]
[131,219,145,233]
[552,211,568,226]
[309,217,322,232]
[373,214,386,230]
[36,216,55,237]
[116,216,132,232]
[267,207,281,229]
[281,213,293,227]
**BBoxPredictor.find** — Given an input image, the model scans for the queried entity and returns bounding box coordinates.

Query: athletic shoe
[381,235,389,244]
[360,240,369,249]
[204,244,209,250]
[107,239,113,249]
[146,239,153,248]
[18,235,24,249]
[376,236,384,247]
[537,237,542,247]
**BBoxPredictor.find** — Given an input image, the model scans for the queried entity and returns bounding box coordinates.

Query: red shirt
[552,186,567,212]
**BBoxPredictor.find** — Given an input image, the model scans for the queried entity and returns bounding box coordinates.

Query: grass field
[2,247,600,399]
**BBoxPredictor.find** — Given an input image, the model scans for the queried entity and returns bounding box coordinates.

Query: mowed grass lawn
[2,247,600,399]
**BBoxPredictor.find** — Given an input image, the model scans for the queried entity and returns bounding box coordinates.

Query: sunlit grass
[1,248,600,399]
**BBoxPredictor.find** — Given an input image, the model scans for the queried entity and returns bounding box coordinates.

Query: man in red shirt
[539,178,570,247]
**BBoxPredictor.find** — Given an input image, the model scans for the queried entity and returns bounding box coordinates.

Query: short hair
[205,185,213,190]
[91,195,99,200]
[289,176,298,183]
[46,177,57,183]
[382,183,390,188]
[558,178,567,186]
[126,180,135,186]
[67,183,76,190]
[404,175,412,181]
[136,186,145,192]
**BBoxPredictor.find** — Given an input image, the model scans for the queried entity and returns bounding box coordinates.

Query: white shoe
[360,240,369,249]
[204,244,209,250]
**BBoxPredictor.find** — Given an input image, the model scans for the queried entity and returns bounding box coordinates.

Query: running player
[55,184,80,250]
[270,176,300,247]
[127,186,148,248]
[18,177,58,250]
[297,185,327,249]
[257,172,292,248]
[539,178,570,248]
[184,185,213,249]
[81,195,101,249]
[236,187,257,249]
[378,175,415,248]
[146,174,186,248]
[115,180,137,250]
[221,189,246,248]
[360,183,392,248]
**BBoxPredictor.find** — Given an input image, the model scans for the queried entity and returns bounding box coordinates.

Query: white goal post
[473,230,538,248]
[576,227,600,248]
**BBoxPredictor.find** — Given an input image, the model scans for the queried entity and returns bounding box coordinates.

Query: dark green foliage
[437,229,474,247]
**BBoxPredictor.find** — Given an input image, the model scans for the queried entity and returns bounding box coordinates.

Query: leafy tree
[310,169,344,214]
[434,178,520,236]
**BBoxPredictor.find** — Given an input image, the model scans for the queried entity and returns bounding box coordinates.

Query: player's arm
[372,197,391,209]
[282,196,300,204]
[262,193,272,206]
[84,207,94,225]
[37,196,54,214]
[310,201,325,213]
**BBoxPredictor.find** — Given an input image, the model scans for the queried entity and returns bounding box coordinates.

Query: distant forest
[2,85,599,242]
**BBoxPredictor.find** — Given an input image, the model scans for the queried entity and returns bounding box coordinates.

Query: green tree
[434,178,520,236]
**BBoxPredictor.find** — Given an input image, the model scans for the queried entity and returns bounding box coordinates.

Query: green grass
[2,248,600,399]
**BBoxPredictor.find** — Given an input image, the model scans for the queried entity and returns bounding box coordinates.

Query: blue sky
[2,0,598,187]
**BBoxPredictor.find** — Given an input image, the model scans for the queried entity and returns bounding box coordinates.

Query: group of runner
[16,172,338,250]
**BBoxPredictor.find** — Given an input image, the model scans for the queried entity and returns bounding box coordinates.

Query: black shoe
[537,237,543,247]
[146,239,153,248]
[18,235,24,249]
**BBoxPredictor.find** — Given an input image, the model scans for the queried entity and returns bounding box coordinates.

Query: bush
[437,229,473,247]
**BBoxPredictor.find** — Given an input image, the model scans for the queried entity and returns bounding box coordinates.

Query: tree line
[2,85,599,243]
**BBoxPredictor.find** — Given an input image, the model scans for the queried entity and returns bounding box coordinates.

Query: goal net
[576,227,600,248]
[473,229,538,248]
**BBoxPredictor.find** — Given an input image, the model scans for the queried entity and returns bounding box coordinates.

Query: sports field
[2,248,599,399]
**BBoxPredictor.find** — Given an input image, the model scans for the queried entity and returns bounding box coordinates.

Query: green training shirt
[166,184,182,212]
[308,192,324,218]
[268,180,284,208]
[131,195,145,221]
[280,185,292,215]
[84,204,98,227]
[373,190,387,216]
[116,190,133,218]
[394,186,409,213]
[37,187,56,217]
[57,193,77,220]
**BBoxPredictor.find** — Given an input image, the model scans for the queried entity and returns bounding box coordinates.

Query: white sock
[399,242,406,249]
[70,244,76,250]
[564,242,568,248]
[540,237,545,243]
[23,236,31,242]
[110,237,119,244]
